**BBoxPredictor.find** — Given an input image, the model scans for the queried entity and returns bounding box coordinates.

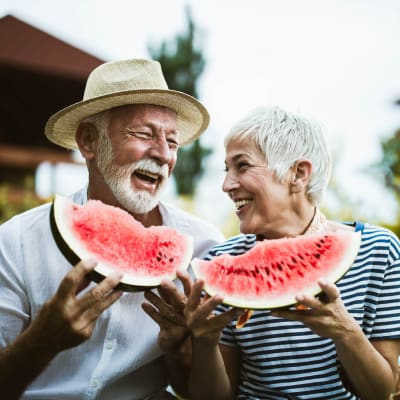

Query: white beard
[95,134,169,214]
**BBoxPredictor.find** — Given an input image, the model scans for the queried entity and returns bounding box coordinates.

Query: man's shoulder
[0,202,52,247]
[1,201,51,227]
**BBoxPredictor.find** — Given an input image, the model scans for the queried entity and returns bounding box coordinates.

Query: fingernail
[109,270,123,280]
[83,258,97,268]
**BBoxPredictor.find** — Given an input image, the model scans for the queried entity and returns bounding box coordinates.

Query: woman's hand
[270,279,359,339]
[185,279,242,344]
[142,270,193,355]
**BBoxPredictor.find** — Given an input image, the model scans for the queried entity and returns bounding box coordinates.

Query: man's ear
[75,123,99,161]
[291,159,312,193]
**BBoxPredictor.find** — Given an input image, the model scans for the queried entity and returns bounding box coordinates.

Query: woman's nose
[222,172,240,192]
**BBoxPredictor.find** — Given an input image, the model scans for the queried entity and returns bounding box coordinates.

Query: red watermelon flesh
[50,195,193,289]
[191,230,360,309]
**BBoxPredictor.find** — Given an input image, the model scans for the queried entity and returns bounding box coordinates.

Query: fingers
[143,290,186,327]
[317,279,340,302]
[186,279,205,310]
[158,279,187,312]
[78,269,123,311]
[57,259,98,299]
[142,301,164,325]
[176,270,193,297]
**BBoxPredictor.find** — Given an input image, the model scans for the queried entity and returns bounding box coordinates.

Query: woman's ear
[75,123,98,161]
[291,159,312,193]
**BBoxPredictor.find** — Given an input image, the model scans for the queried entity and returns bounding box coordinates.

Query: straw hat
[45,58,210,149]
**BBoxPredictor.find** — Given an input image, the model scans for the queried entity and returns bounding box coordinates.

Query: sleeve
[0,218,31,346]
[370,230,400,340]
[191,223,225,260]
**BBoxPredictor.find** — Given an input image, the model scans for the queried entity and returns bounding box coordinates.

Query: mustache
[131,158,169,180]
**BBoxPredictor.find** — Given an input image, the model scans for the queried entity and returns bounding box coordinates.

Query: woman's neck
[257,205,326,241]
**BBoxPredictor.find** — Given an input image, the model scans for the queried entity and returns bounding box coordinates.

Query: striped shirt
[210,222,400,400]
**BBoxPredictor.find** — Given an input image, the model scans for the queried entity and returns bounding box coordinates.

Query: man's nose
[148,136,173,164]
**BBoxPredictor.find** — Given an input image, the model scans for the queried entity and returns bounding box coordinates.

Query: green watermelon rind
[50,195,193,291]
[191,230,361,309]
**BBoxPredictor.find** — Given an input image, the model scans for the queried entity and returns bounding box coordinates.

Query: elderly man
[0,59,224,399]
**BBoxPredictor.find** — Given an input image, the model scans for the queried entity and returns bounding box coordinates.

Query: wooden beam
[0,144,82,168]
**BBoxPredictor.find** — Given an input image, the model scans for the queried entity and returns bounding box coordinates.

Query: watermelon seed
[314,253,321,259]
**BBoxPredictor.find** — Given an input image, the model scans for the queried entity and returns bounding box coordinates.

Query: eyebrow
[226,153,247,163]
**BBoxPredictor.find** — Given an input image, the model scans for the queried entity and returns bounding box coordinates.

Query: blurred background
[1,0,400,238]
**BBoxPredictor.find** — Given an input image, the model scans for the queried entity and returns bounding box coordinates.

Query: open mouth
[235,199,253,210]
[134,169,162,185]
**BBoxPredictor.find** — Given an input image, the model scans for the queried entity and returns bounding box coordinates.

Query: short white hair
[225,106,332,204]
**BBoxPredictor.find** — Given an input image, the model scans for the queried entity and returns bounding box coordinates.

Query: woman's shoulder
[206,233,257,258]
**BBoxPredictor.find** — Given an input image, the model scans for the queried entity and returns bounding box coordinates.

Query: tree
[148,5,211,196]
[372,100,400,235]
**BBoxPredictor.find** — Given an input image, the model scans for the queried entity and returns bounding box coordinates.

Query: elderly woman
[144,106,400,400]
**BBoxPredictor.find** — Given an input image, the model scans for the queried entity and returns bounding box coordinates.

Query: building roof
[0,14,104,168]
[0,14,103,79]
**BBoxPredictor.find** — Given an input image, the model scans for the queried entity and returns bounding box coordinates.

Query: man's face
[95,104,179,214]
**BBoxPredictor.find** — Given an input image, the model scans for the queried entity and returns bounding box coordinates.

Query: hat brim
[45,89,210,150]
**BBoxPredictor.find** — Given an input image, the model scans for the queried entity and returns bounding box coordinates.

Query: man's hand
[0,258,123,399]
[28,258,123,353]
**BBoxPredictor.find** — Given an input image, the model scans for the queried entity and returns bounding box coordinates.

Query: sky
[1,0,400,230]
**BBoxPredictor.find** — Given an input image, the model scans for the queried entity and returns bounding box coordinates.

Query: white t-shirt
[0,187,224,399]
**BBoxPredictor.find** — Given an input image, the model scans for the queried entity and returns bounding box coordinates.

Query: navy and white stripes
[208,223,400,399]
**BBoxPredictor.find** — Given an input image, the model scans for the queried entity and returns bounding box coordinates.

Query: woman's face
[223,137,292,237]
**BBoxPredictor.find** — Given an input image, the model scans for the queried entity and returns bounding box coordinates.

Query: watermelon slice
[192,230,360,309]
[50,195,193,291]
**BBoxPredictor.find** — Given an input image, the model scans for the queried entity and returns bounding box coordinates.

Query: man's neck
[132,205,163,227]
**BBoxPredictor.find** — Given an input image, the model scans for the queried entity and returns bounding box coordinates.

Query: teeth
[136,169,159,180]
[235,199,252,208]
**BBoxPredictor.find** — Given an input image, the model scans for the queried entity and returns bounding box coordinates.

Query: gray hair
[225,106,332,204]
[81,110,110,138]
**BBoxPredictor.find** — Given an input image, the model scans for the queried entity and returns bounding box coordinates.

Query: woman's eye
[238,162,249,170]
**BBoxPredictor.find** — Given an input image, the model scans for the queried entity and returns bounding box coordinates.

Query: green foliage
[148,5,212,195]
[377,128,400,195]
[0,176,49,224]
[373,100,400,232]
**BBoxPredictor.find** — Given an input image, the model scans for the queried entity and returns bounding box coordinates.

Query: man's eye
[168,141,179,150]
[131,131,152,139]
